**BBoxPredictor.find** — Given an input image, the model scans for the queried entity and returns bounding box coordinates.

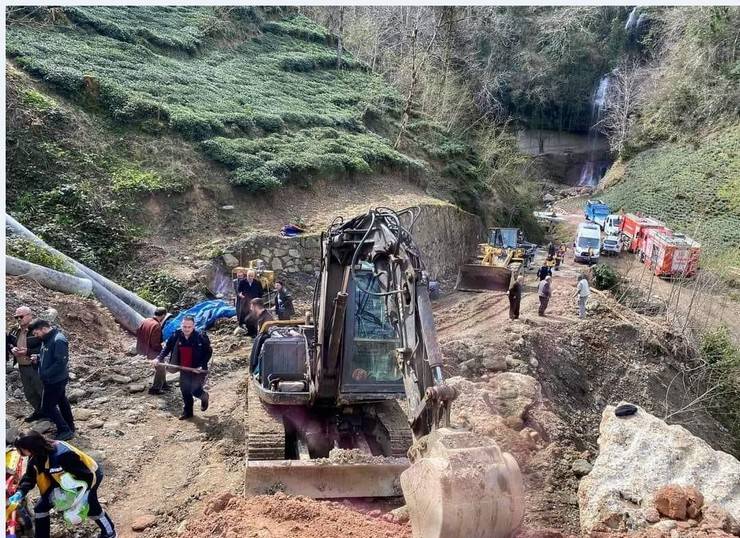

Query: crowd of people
[5,276,295,537]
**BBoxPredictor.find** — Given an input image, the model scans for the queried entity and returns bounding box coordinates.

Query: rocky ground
[5,245,740,538]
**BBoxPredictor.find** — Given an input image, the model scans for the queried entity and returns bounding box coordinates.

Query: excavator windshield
[341,266,403,392]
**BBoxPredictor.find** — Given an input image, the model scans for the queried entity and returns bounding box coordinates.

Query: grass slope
[601,126,740,268]
[7,7,422,192]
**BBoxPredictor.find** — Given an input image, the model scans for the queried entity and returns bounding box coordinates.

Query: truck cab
[574,222,601,263]
[585,200,610,228]
[603,214,622,236]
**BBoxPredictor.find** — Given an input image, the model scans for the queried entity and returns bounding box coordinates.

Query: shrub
[22,89,57,112]
[591,263,621,290]
[135,271,188,308]
[6,238,74,274]
[253,113,284,133]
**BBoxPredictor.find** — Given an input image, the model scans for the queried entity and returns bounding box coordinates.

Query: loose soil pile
[181,492,411,538]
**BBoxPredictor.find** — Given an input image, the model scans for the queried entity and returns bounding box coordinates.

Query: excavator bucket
[245,460,408,498]
[401,428,524,538]
[455,264,513,292]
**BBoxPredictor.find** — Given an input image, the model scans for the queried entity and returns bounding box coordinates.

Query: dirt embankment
[6,241,737,538]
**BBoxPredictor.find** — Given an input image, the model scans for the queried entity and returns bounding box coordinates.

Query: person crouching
[11,431,116,538]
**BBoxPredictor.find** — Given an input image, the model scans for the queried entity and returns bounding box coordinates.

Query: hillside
[600,126,740,269]
[5,6,492,280]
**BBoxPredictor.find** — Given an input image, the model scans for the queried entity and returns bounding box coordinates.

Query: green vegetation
[591,264,621,291]
[202,128,422,191]
[700,326,740,453]
[6,7,411,192]
[601,126,740,268]
[111,165,184,193]
[135,271,188,309]
[22,89,56,111]
[6,238,74,274]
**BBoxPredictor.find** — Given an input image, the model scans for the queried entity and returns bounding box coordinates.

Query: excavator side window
[341,268,403,391]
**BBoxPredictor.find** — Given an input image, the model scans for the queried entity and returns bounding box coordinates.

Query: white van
[574,222,601,263]
[604,214,622,236]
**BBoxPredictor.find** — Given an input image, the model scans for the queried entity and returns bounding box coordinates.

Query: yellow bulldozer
[456,227,536,292]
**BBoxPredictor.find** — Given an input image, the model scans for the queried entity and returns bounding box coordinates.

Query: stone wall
[202,203,483,295]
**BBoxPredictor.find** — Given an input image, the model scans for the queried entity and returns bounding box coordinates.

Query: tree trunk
[336,6,344,70]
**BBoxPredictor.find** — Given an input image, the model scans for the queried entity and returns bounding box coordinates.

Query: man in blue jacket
[28,319,75,441]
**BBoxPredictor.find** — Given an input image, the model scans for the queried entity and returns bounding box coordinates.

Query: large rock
[578,404,740,534]
[487,372,541,421]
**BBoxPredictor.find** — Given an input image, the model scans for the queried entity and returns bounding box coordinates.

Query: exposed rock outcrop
[579,404,740,534]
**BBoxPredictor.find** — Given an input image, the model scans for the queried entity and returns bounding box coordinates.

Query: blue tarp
[162,300,235,341]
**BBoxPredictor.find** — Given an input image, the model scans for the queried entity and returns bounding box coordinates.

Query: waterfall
[625,7,638,31]
[578,75,610,187]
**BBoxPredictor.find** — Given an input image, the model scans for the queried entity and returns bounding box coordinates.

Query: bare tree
[600,60,644,157]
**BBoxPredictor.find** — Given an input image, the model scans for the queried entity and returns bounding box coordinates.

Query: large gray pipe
[5,214,156,317]
[6,255,94,297]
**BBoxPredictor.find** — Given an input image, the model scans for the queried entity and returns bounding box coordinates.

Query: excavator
[245,207,523,538]
[456,227,536,292]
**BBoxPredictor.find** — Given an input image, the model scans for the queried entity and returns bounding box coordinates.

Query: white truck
[574,222,601,264]
[603,214,623,236]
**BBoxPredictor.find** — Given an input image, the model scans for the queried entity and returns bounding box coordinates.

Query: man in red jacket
[154,316,212,420]
[136,307,168,395]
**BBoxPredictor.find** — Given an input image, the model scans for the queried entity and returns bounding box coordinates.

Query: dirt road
[552,200,740,343]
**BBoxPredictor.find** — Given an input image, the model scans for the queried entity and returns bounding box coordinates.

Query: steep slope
[600,126,740,269]
[5,7,489,280]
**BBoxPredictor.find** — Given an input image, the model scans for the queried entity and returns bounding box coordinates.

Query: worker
[247,298,274,337]
[547,242,556,258]
[574,274,591,319]
[586,247,595,266]
[538,275,552,316]
[28,319,75,441]
[11,430,116,538]
[555,244,566,270]
[273,280,295,320]
[7,306,44,422]
[136,307,169,395]
[537,262,552,281]
[154,316,212,420]
[248,298,275,373]
[233,270,246,313]
[508,275,524,321]
[237,269,264,328]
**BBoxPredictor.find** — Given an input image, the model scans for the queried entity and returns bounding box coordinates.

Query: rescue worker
[154,316,212,420]
[232,270,245,315]
[508,275,524,320]
[10,431,116,538]
[273,281,295,320]
[136,307,168,395]
[547,242,556,258]
[7,306,44,422]
[538,275,552,316]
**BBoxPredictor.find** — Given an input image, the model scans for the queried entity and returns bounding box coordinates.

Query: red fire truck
[642,231,701,278]
[620,213,669,253]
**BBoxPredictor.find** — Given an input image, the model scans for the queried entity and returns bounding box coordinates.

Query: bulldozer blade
[245,459,408,498]
[455,264,512,292]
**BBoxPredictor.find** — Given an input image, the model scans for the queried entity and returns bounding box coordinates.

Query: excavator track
[372,400,413,458]
[246,380,285,461]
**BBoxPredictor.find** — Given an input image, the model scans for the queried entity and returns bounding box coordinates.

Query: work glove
[8,492,24,505]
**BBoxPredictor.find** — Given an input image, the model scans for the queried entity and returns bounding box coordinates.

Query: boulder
[128,383,146,393]
[222,253,239,268]
[6,420,19,444]
[487,372,541,420]
[108,374,132,384]
[655,484,688,520]
[74,408,97,421]
[30,420,54,433]
[578,404,740,534]
[483,355,508,372]
[571,459,593,477]
[67,387,87,403]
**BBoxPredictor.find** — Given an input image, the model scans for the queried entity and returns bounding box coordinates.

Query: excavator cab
[246,208,523,538]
